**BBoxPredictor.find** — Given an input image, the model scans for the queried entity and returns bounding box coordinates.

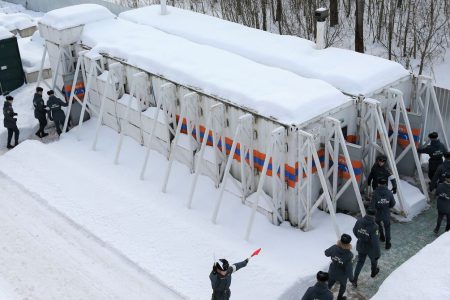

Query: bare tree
[355,0,364,53]
[330,0,338,27]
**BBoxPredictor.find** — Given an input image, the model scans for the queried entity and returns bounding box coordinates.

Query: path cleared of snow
[0,171,183,300]
[0,119,357,299]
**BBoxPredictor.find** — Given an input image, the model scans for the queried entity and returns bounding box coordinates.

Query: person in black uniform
[418,132,447,182]
[33,86,49,138]
[324,234,354,300]
[301,271,333,300]
[367,155,397,194]
[371,178,396,249]
[430,152,450,192]
[3,95,19,149]
[46,90,68,136]
[351,208,381,288]
[210,257,249,300]
[433,173,450,235]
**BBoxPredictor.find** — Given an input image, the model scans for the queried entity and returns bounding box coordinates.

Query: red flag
[251,248,261,257]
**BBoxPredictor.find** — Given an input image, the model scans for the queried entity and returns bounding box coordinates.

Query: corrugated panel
[425,85,450,144]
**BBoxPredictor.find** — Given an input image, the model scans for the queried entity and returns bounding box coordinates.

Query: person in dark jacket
[301,271,333,300]
[433,173,450,235]
[367,155,397,194]
[351,208,381,288]
[324,233,353,300]
[33,86,49,138]
[46,90,68,136]
[430,152,450,192]
[418,132,447,181]
[371,178,396,250]
[3,95,19,149]
[210,257,248,300]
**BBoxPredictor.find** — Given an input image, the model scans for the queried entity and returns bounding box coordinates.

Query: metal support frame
[245,126,286,240]
[162,92,200,192]
[323,117,366,215]
[212,114,254,224]
[187,103,226,208]
[296,129,341,238]
[92,62,125,150]
[414,75,449,148]
[114,72,149,164]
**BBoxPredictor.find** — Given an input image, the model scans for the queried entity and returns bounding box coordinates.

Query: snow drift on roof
[119,5,410,96]
[0,12,35,31]
[0,25,13,39]
[80,18,349,124]
[39,4,115,30]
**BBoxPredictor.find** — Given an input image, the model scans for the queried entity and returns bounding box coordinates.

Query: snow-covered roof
[80,18,349,124]
[0,12,35,31]
[0,24,13,39]
[119,5,410,96]
[39,4,115,30]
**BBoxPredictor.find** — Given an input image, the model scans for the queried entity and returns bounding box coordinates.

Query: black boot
[434,227,439,235]
[379,233,386,242]
[385,241,391,250]
[6,144,14,149]
[371,267,380,278]
[42,132,49,137]
[350,279,358,288]
[337,296,347,300]
[35,131,42,138]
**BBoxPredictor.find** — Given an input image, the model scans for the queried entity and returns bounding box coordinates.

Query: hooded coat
[324,241,354,283]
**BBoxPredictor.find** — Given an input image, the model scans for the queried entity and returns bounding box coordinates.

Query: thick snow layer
[372,232,450,299]
[0,24,12,39]
[393,180,428,220]
[0,119,357,299]
[81,18,349,124]
[17,31,50,72]
[39,4,115,30]
[0,12,35,31]
[120,6,410,96]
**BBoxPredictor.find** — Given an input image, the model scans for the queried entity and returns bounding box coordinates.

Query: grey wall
[5,0,129,15]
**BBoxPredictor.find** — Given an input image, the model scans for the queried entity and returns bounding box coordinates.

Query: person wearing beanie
[433,173,450,235]
[371,178,396,250]
[46,90,68,136]
[33,86,49,138]
[210,257,249,299]
[418,132,447,181]
[430,152,450,192]
[367,155,397,194]
[3,95,20,149]
[324,233,353,300]
[301,271,332,300]
[351,208,381,288]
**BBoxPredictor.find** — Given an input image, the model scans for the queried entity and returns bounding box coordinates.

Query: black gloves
[391,187,397,194]
[13,113,18,116]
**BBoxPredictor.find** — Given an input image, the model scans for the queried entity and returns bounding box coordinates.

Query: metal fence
[427,85,450,146]
[5,0,129,15]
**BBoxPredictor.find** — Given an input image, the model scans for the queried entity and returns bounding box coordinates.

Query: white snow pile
[392,180,428,221]
[0,120,357,299]
[0,12,35,31]
[77,17,348,124]
[0,24,12,39]
[39,4,115,30]
[372,232,450,299]
[120,5,411,96]
[17,31,50,73]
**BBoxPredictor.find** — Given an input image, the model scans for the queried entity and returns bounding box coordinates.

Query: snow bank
[372,232,450,299]
[17,31,49,73]
[120,6,410,96]
[0,120,357,299]
[0,24,12,39]
[39,4,115,30]
[81,18,349,124]
[393,180,428,220]
[0,12,35,31]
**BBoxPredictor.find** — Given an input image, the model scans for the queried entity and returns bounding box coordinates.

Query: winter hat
[47,90,55,95]
[366,208,376,216]
[340,233,352,244]
[428,132,438,139]
[5,95,13,101]
[444,152,450,159]
[377,155,387,162]
[215,259,229,271]
[378,177,388,185]
[36,86,43,92]
[316,271,329,282]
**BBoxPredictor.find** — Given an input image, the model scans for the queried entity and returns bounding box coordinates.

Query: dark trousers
[7,127,19,146]
[37,115,47,135]
[354,253,378,281]
[211,289,230,300]
[54,118,64,135]
[376,220,391,242]
[435,212,450,232]
[429,161,441,180]
[328,278,347,298]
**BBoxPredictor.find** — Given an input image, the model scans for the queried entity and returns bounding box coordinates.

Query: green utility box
[0,36,25,95]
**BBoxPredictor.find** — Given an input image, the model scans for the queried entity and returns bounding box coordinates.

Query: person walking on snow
[351,208,381,288]
[367,155,397,194]
[371,178,396,250]
[33,86,49,138]
[324,233,354,300]
[3,95,19,149]
[433,173,450,235]
[210,257,249,300]
[430,152,450,192]
[301,271,333,300]
[418,132,447,182]
[46,90,68,136]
